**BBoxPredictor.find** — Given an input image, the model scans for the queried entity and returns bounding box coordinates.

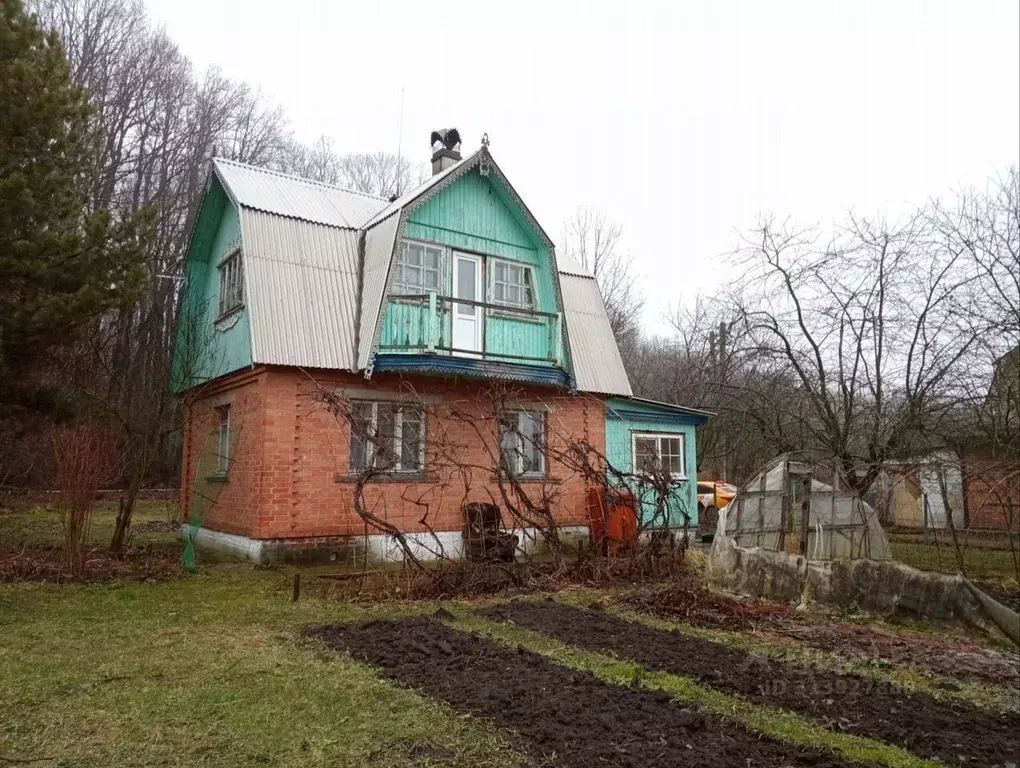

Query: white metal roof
[559,272,633,396]
[214,158,387,229]
[555,253,593,277]
[358,212,402,370]
[243,210,361,369]
[204,155,632,395]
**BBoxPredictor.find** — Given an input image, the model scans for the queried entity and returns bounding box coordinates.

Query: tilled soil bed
[308,617,860,768]
[483,601,1020,767]
[761,618,1020,688]
[620,585,1020,687]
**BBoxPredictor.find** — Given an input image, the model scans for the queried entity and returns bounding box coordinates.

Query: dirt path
[483,601,1020,767]
[308,617,861,768]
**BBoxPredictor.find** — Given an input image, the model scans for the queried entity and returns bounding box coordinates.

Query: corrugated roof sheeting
[555,253,593,277]
[559,273,633,396]
[358,212,402,370]
[243,210,360,369]
[215,158,386,229]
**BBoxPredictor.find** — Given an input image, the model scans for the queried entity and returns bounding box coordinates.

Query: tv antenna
[394,86,405,198]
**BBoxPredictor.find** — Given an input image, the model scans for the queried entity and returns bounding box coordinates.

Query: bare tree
[560,207,641,344]
[275,141,426,198]
[930,167,1020,459]
[726,208,989,493]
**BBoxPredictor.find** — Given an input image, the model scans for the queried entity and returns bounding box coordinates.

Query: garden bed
[482,601,1020,766]
[0,546,180,583]
[308,616,857,768]
[619,584,1020,687]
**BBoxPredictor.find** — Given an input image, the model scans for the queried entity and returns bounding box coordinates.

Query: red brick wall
[964,457,1019,531]
[181,366,607,541]
[180,368,265,535]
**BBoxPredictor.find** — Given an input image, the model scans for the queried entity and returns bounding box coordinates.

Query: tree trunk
[111,459,146,552]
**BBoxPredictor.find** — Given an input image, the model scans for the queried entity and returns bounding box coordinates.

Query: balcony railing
[376,293,563,367]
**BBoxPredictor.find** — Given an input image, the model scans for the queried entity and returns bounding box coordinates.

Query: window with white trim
[499,410,547,477]
[633,432,686,478]
[490,259,536,311]
[215,406,231,473]
[350,402,425,473]
[393,241,443,295]
[218,250,243,315]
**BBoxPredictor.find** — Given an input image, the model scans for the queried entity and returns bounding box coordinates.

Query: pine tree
[0,0,148,417]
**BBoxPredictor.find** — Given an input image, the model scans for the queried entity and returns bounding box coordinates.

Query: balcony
[375,294,565,375]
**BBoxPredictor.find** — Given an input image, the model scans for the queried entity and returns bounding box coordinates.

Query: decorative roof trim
[372,354,570,387]
[399,147,557,254]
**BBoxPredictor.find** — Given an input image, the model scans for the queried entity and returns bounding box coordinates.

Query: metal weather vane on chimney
[430,128,463,175]
[430,128,462,153]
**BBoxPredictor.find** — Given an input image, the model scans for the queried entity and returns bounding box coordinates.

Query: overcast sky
[144,0,1019,335]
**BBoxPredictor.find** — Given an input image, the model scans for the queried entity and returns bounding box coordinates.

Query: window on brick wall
[350,402,424,473]
[499,410,547,478]
[216,405,231,473]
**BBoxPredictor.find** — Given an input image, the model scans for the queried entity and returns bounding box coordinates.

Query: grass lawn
[0,503,525,767]
[3,502,1017,767]
[889,539,1020,584]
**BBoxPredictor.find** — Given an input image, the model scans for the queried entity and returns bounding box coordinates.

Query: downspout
[353,228,366,372]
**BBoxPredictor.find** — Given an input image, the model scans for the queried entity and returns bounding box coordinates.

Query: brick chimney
[430,128,462,175]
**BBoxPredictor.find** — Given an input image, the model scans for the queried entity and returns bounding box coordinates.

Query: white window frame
[632,432,687,479]
[218,248,244,316]
[350,402,426,474]
[488,257,537,312]
[499,410,547,478]
[392,240,445,296]
[216,405,231,474]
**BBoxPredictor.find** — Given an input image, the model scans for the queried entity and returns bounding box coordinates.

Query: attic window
[491,259,535,311]
[218,249,244,316]
[393,241,443,296]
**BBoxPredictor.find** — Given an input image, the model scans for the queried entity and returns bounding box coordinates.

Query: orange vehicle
[697,480,739,540]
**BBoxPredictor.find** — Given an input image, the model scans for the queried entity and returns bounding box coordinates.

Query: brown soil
[0,546,180,583]
[620,581,791,631]
[620,584,1020,687]
[763,619,1020,688]
[974,581,1020,613]
[308,616,860,768]
[483,601,1020,767]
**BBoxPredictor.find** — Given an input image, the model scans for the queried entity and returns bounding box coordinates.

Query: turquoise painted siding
[172,181,253,391]
[605,402,700,528]
[380,169,562,365]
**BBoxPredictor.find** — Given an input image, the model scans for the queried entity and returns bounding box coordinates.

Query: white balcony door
[452,252,482,355]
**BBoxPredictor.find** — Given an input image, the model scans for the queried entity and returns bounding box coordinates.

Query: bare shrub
[310,376,695,597]
[52,423,116,574]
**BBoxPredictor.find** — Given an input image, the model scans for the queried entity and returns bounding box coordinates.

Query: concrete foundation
[708,510,1019,645]
[182,524,590,566]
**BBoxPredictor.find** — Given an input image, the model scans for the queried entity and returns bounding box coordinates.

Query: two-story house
[173,134,710,563]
